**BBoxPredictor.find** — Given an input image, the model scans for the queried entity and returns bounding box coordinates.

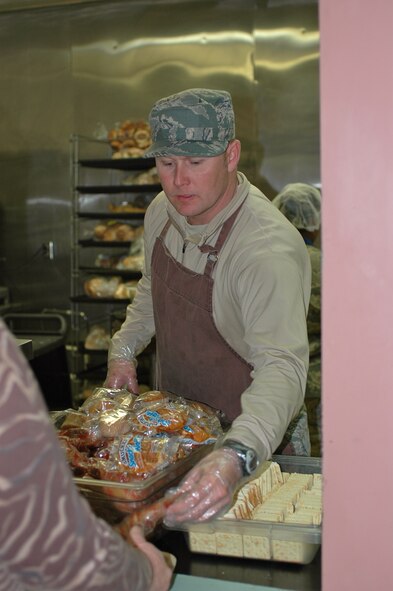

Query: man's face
[155,140,240,225]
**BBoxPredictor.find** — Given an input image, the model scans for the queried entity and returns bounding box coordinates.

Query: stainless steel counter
[16,338,33,360]
[15,334,65,359]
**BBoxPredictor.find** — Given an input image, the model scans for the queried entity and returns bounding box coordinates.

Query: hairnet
[272,183,321,232]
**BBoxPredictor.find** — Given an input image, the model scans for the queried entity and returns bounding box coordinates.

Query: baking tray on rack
[79,157,155,170]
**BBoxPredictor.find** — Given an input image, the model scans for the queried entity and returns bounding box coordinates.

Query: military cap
[145,88,235,157]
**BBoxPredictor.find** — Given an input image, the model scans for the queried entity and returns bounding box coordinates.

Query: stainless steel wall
[0,0,319,312]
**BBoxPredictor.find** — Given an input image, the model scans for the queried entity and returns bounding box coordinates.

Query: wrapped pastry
[54,389,224,514]
[130,404,190,435]
[84,276,121,298]
[94,254,120,269]
[100,433,182,479]
[133,389,173,409]
[115,254,144,272]
[114,281,138,300]
[84,325,111,350]
[80,387,137,415]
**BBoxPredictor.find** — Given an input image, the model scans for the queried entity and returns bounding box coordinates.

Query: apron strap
[159,218,172,239]
[159,200,245,277]
[199,202,244,277]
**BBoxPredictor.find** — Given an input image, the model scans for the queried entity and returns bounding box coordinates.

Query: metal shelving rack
[69,134,158,406]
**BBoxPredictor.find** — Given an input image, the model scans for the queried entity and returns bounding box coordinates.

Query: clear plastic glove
[104,358,139,393]
[129,525,174,591]
[164,447,242,525]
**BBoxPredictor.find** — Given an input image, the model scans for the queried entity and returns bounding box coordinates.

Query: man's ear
[226,139,241,171]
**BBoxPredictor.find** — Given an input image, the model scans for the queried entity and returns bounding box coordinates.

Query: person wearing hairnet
[272,183,322,456]
[104,88,312,526]
[0,318,173,591]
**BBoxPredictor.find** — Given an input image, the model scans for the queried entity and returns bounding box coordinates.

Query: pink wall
[320,1,393,589]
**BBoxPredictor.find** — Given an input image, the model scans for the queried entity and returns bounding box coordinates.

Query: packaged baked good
[115,254,144,272]
[55,389,224,483]
[113,281,138,300]
[84,276,121,298]
[84,325,111,350]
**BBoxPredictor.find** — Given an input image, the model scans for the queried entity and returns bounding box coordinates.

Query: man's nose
[174,163,189,186]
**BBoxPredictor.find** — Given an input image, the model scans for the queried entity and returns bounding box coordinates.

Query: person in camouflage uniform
[105,89,312,524]
[272,183,322,456]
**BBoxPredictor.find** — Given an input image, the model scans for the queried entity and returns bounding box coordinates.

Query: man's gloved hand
[104,359,139,393]
[163,447,243,525]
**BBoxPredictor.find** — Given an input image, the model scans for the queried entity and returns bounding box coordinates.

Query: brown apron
[151,207,310,455]
[151,206,250,421]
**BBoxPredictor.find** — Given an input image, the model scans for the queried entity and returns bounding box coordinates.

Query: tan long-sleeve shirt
[109,173,311,463]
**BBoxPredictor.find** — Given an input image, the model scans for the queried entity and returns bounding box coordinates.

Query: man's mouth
[174,194,195,203]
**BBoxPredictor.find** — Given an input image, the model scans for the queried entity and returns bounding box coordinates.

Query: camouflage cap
[145,88,235,157]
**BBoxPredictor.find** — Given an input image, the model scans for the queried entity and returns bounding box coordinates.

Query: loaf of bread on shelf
[113,281,138,300]
[93,221,141,242]
[83,277,138,300]
[94,254,120,269]
[84,325,111,350]
[84,276,121,298]
[115,254,144,272]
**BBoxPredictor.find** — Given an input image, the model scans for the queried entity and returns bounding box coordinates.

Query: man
[105,88,311,524]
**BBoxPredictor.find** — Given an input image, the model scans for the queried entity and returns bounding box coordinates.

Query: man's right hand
[104,359,139,393]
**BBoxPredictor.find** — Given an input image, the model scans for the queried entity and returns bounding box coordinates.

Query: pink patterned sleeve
[0,320,152,591]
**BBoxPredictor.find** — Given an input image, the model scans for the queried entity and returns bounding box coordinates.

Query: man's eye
[190,160,203,165]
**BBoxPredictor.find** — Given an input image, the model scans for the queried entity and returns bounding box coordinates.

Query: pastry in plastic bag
[84,325,111,350]
[84,276,121,298]
[53,389,225,519]
[80,387,137,415]
[129,405,189,435]
[99,433,182,480]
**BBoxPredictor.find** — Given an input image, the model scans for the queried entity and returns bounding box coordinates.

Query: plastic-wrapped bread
[84,276,121,298]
